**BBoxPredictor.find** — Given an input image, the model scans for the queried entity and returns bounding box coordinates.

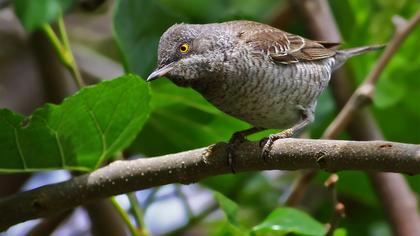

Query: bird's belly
[207,82,303,129]
[195,59,333,129]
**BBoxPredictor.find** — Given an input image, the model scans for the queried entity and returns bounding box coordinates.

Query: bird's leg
[261,109,314,160]
[227,127,265,173]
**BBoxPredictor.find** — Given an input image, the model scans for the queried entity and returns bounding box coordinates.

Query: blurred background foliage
[0,0,419,235]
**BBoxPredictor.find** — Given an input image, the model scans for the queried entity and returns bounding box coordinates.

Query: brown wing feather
[315,41,341,48]
[232,21,337,64]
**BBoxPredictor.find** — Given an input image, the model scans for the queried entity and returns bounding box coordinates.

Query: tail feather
[333,44,386,70]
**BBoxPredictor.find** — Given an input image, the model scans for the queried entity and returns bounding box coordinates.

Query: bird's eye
[179,43,190,54]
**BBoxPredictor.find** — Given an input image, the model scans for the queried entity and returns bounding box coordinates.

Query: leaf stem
[175,185,194,218]
[110,197,140,236]
[127,193,149,236]
[40,16,85,89]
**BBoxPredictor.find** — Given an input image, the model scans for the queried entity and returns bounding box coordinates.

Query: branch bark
[26,210,73,236]
[0,139,419,230]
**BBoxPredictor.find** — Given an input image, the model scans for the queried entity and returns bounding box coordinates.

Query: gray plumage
[148,20,383,151]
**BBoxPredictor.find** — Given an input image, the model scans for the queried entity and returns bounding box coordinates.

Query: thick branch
[0,139,419,230]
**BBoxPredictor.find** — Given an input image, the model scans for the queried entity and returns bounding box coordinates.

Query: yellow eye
[179,43,190,54]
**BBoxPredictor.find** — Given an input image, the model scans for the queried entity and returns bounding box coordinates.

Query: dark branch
[0,139,419,230]
[0,0,9,9]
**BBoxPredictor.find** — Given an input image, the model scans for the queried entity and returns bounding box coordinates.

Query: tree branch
[0,139,418,230]
[323,11,420,138]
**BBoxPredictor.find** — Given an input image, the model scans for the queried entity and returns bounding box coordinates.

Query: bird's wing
[242,28,337,64]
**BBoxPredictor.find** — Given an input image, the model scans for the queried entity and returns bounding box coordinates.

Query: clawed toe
[226,127,265,173]
[226,143,237,173]
[261,135,277,161]
[259,137,269,148]
[260,131,292,160]
[226,135,247,173]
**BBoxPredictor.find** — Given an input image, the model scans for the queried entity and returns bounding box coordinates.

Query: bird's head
[147,23,226,86]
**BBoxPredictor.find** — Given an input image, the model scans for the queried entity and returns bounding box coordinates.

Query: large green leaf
[0,75,150,172]
[113,0,180,77]
[127,80,249,156]
[13,0,73,31]
[214,191,240,225]
[252,208,326,236]
[211,223,248,236]
[113,0,280,77]
[211,191,250,236]
[156,0,281,23]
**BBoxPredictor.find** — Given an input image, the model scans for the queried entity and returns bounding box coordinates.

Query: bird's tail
[333,44,386,70]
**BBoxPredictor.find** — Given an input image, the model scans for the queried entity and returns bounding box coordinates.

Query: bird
[147,20,383,169]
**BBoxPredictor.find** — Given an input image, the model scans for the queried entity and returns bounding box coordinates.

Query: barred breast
[195,53,336,129]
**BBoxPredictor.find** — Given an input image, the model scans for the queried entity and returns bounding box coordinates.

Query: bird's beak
[147,63,174,81]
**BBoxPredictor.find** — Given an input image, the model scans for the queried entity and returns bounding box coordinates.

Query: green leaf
[126,80,248,156]
[149,79,220,114]
[113,0,181,77]
[13,0,73,31]
[214,191,239,226]
[252,208,326,236]
[333,228,347,236]
[368,221,392,236]
[373,75,404,109]
[0,75,150,172]
[202,173,256,195]
[212,223,248,236]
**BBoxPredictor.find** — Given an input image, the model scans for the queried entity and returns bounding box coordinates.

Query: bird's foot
[260,129,294,161]
[225,127,264,173]
[226,134,247,174]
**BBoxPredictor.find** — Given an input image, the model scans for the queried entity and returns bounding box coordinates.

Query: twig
[57,16,85,88]
[0,139,418,230]
[323,11,420,138]
[127,193,149,236]
[143,188,160,210]
[175,185,194,218]
[110,197,139,236]
[324,174,345,236]
[283,169,316,206]
[40,17,85,88]
[268,2,294,30]
[26,210,73,236]
[84,199,130,236]
[167,203,218,236]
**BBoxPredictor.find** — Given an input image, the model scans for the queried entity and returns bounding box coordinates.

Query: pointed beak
[147,63,174,81]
